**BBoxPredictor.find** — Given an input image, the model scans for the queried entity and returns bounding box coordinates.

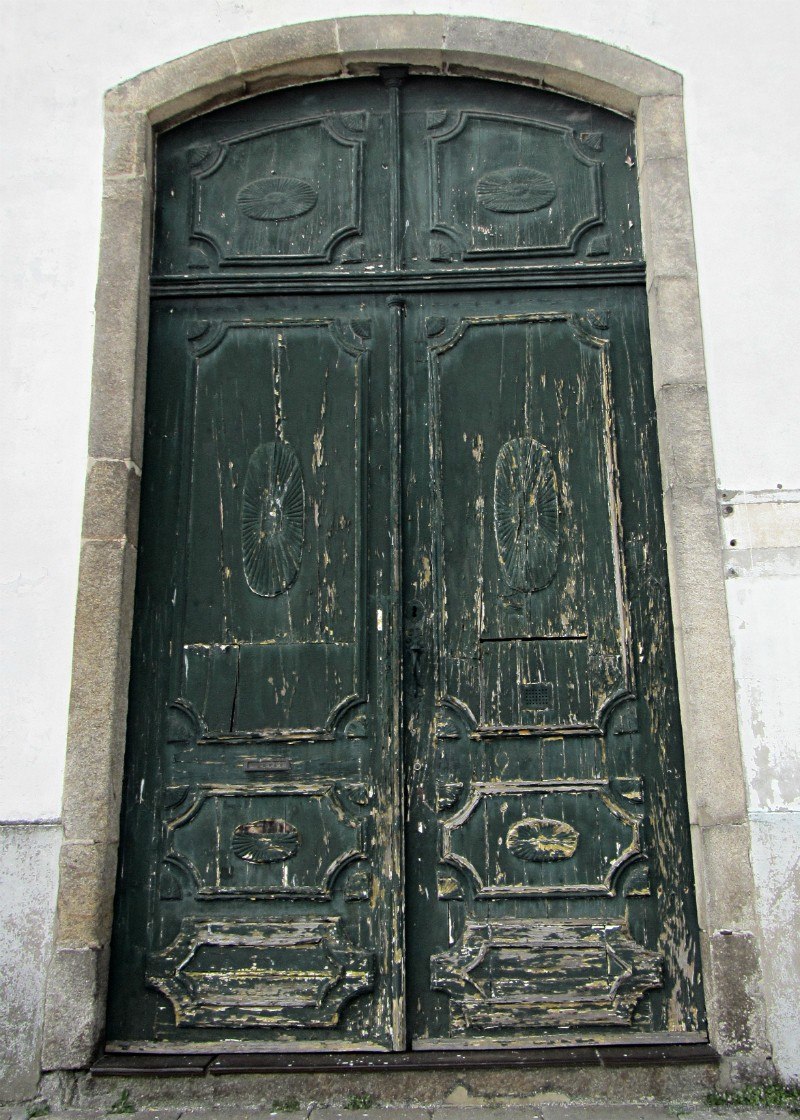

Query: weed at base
[108,1089,136,1115]
[343,1093,375,1110]
[707,1081,800,1114]
[272,1097,301,1113]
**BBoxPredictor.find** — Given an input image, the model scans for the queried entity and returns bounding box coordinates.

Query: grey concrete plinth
[0,823,61,1103]
[48,1062,720,1113]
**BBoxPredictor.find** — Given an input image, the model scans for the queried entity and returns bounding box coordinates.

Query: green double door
[107,77,704,1052]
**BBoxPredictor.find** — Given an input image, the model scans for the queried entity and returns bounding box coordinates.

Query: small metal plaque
[243,758,292,774]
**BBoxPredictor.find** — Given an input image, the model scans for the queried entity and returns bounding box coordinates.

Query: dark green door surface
[107,77,705,1052]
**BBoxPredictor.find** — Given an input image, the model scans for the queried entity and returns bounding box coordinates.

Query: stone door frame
[42,16,769,1076]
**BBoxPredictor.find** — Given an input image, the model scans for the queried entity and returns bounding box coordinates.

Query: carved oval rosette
[241,440,305,597]
[494,436,559,592]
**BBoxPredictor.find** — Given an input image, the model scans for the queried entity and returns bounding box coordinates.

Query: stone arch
[43,16,769,1078]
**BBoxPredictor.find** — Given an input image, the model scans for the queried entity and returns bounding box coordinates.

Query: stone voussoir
[442,17,554,77]
[104,40,242,121]
[636,94,688,163]
[82,457,141,544]
[655,382,717,492]
[694,822,758,932]
[337,14,447,69]
[639,156,697,281]
[647,274,707,391]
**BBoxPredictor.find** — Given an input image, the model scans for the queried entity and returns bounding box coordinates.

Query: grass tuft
[108,1088,136,1115]
[343,1092,375,1110]
[707,1081,800,1113]
[272,1097,301,1113]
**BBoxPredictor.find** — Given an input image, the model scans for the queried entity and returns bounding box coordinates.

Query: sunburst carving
[237,176,318,221]
[241,441,305,597]
[231,819,300,863]
[476,167,556,214]
[494,437,559,592]
[507,817,579,862]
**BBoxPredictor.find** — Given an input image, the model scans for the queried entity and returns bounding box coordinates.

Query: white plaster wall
[1,0,798,1082]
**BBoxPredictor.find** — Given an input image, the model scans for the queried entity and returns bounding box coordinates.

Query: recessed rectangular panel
[428,112,602,258]
[188,117,364,266]
[428,311,629,731]
[181,318,367,733]
[400,78,642,269]
[166,784,366,900]
[440,781,641,898]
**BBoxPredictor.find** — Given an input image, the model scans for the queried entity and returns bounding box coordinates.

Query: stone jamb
[42,15,771,1080]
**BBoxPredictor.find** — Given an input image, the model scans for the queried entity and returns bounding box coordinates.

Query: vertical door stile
[387,293,407,1049]
[384,65,408,1047]
[381,66,406,272]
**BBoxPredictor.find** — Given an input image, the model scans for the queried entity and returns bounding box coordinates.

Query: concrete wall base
[0,823,61,1104]
[32,1064,725,1112]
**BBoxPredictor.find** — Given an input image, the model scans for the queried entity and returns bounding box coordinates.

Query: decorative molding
[231,818,300,863]
[189,115,364,266]
[440,780,642,898]
[476,167,557,214]
[507,817,579,862]
[241,440,305,598]
[430,918,662,1033]
[428,111,603,260]
[494,437,560,593]
[165,782,365,901]
[237,175,318,221]
[147,917,375,1029]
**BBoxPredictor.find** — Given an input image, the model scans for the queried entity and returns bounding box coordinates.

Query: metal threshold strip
[93,1035,716,1077]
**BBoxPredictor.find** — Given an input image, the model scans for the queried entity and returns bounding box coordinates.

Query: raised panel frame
[425,309,633,737]
[427,110,604,260]
[188,115,366,266]
[177,315,371,741]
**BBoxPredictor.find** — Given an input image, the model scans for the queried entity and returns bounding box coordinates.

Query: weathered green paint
[106,75,705,1053]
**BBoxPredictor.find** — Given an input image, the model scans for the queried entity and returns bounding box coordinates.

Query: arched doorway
[104,72,705,1054]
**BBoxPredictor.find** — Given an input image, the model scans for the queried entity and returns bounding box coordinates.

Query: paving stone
[539,1106,674,1119]
[180,1112,300,1120]
[56,1114,183,1120]
[680,1112,792,1120]
[314,1111,432,1120]
[433,1108,543,1119]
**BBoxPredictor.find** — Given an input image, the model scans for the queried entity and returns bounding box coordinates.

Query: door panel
[400,79,641,270]
[107,295,402,1050]
[424,306,629,731]
[181,316,368,731]
[153,80,394,275]
[402,288,703,1046]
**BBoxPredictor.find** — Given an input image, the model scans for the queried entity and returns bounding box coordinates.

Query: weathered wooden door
[107,76,705,1053]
